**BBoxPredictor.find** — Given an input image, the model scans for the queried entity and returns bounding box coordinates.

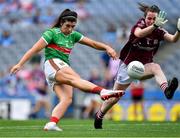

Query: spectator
[100,52,110,68]
[116,22,130,45]
[102,23,117,45]
[29,63,51,118]
[75,0,90,21]
[0,30,14,47]
[82,69,102,119]
[130,81,145,120]
[108,58,120,84]
[40,7,56,27]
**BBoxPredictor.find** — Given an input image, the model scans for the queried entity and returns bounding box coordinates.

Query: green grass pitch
[0,119,179,137]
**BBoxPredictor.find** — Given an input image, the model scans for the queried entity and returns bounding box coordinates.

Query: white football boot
[44,122,62,131]
[100,89,125,100]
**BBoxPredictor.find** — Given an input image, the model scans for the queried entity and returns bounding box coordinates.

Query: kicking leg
[55,66,125,100]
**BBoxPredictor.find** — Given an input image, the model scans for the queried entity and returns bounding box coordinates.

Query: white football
[127,61,145,79]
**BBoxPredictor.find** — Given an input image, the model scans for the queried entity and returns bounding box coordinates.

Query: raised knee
[151,63,161,72]
[107,97,120,105]
[62,97,73,105]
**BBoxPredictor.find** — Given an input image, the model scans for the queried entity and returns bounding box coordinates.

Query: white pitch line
[0,123,179,130]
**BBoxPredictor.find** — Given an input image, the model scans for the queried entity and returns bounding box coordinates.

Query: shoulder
[130,18,146,34]
[71,31,84,42]
[135,18,146,28]
[44,27,60,35]
[71,31,83,36]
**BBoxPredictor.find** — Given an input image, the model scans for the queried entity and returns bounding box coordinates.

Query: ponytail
[138,2,160,17]
[52,9,78,28]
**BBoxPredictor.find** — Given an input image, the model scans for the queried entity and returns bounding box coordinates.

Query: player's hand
[10,64,22,75]
[154,11,168,27]
[177,18,180,32]
[106,47,118,60]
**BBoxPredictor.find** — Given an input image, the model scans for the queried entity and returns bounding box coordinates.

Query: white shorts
[115,60,134,84]
[33,91,49,102]
[83,94,101,107]
[43,58,69,90]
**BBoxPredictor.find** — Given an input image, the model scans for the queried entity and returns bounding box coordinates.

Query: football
[127,61,145,79]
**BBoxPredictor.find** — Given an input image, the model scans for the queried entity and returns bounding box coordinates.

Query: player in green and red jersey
[10,9,124,131]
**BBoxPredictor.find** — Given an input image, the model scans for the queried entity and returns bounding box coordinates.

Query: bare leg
[32,101,43,114]
[94,82,130,129]
[43,100,51,118]
[55,67,98,92]
[55,67,124,100]
[51,84,73,119]
[143,63,167,86]
[100,83,130,113]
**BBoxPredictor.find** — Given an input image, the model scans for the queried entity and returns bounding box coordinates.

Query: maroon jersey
[120,18,167,65]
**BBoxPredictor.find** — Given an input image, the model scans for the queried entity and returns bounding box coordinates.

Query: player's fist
[10,64,22,75]
[154,11,168,27]
[177,18,180,32]
[106,47,118,60]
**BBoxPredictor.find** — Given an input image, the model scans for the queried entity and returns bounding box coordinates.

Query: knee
[68,75,81,85]
[107,97,120,105]
[151,63,162,73]
[61,97,73,106]
[56,70,81,84]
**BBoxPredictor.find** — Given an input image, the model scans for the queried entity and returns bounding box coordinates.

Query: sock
[96,110,105,119]
[160,82,168,92]
[91,86,104,94]
[50,116,59,123]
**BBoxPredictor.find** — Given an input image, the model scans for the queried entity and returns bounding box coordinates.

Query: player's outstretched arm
[177,18,180,32]
[10,38,46,74]
[79,37,118,60]
[164,18,180,42]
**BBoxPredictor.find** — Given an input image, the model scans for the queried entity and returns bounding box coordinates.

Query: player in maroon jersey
[94,3,180,129]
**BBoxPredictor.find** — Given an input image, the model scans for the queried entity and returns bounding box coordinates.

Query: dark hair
[52,9,78,28]
[138,2,160,17]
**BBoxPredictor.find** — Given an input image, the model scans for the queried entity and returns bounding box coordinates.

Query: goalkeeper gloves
[154,11,168,28]
[177,18,180,32]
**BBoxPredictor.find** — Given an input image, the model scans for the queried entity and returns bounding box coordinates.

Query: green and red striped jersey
[42,27,84,64]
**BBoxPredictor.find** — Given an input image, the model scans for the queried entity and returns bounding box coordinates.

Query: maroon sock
[160,82,168,92]
[96,110,105,119]
[50,116,59,123]
[91,86,104,94]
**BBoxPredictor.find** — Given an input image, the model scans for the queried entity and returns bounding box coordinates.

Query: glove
[154,11,168,28]
[177,18,180,32]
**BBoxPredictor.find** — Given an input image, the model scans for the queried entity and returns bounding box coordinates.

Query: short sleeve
[42,29,54,44]
[74,31,84,43]
[131,18,146,34]
[157,28,167,41]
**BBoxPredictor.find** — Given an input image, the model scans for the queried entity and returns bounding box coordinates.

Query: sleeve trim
[78,35,84,42]
[41,37,48,45]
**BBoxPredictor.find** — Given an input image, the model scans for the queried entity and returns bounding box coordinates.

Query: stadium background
[0,0,180,122]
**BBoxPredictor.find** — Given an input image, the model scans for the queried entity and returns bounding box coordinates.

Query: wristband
[153,24,158,28]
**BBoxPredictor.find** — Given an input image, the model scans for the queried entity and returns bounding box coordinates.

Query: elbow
[171,38,178,43]
[134,32,144,38]
[174,40,178,43]
[174,38,178,43]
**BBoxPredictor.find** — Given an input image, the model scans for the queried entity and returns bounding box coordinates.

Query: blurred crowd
[0,0,90,28]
